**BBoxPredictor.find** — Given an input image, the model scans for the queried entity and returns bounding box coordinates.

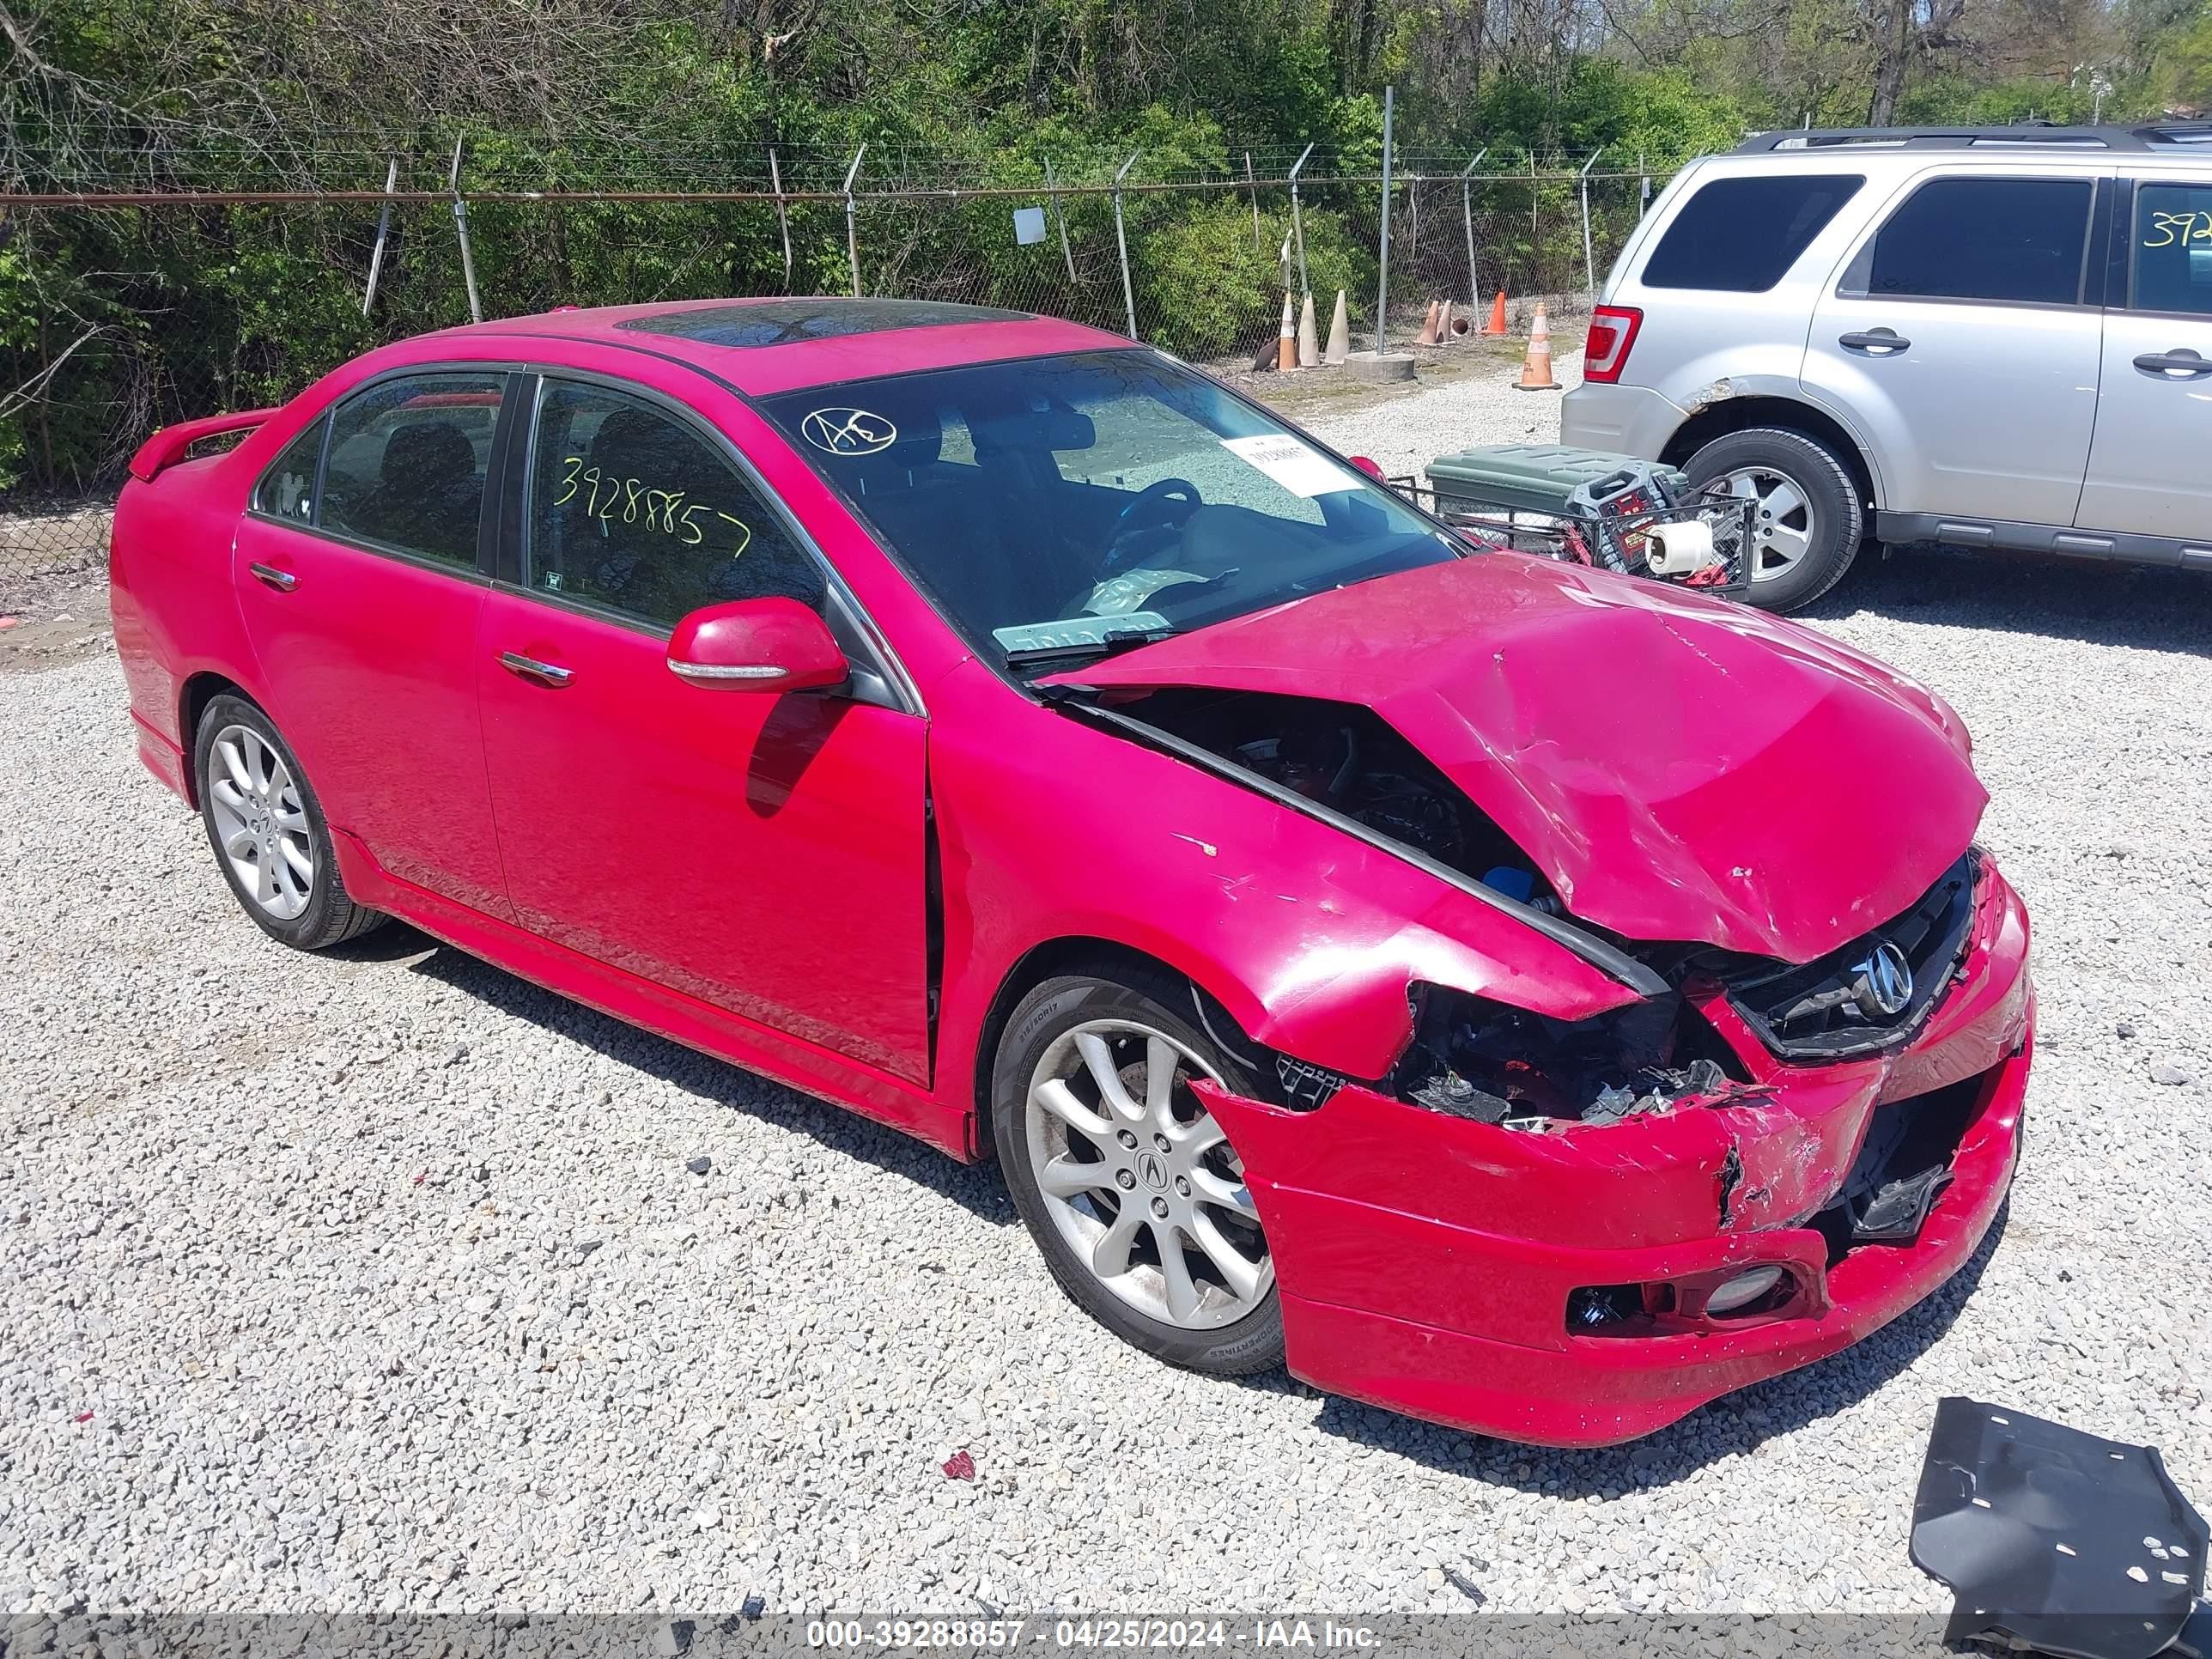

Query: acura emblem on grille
[1851,940,1915,1018]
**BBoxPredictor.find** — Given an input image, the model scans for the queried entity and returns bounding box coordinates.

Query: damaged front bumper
[1200,862,2033,1448]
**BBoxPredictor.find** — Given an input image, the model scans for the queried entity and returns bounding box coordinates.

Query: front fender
[926,661,1643,1107]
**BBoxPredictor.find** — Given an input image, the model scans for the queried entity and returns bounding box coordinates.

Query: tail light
[1580,305,1643,384]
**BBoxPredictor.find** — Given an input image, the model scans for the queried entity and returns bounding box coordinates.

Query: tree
[1865,0,1972,123]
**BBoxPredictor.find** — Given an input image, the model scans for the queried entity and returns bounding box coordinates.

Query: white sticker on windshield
[991,611,1174,654]
[800,407,898,456]
[1219,433,1359,498]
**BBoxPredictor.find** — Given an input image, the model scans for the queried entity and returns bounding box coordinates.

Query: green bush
[1131,198,1375,360]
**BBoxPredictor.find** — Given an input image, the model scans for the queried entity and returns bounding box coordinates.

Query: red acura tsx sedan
[111,297,2032,1446]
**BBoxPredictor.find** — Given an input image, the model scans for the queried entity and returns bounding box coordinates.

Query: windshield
[757,350,1460,666]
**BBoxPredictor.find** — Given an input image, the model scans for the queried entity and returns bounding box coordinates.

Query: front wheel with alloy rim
[992,968,1284,1376]
[192,694,386,950]
[1683,426,1865,613]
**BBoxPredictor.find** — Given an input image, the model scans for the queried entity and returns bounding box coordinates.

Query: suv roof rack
[1733,123,2212,155]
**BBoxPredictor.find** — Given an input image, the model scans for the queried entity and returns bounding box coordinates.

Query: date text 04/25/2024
[805,1622,1383,1650]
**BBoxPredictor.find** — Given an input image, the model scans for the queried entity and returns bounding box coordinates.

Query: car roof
[428,297,1137,396]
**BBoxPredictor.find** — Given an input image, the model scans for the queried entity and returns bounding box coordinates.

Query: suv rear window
[1859,177,2093,305]
[1641,173,1864,292]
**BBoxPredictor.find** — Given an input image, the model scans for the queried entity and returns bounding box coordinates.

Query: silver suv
[1561,124,2212,610]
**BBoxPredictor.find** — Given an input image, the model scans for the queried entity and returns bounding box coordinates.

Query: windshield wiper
[1003,624,1177,671]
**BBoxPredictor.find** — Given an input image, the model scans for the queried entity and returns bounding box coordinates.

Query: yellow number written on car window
[2142,210,2212,250]
[551,456,753,558]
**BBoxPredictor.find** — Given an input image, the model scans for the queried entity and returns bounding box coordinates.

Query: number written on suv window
[2134,184,2212,316]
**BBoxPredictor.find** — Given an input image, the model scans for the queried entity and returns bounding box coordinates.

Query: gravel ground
[1299,343,1590,474]
[3,349,2209,1626]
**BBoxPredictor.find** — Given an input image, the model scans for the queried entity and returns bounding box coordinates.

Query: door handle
[1839,329,1911,355]
[498,650,575,688]
[247,562,298,592]
[2133,349,2212,379]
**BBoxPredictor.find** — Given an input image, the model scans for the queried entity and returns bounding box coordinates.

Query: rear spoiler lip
[126,407,281,483]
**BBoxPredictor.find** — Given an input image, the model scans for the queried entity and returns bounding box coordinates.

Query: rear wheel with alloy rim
[1683,426,1865,613]
[993,968,1284,1375]
[192,694,386,950]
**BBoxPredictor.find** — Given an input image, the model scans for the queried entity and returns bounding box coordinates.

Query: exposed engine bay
[1113,687,1758,1130]
[1117,688,1561,906]
[1093,686,1979,1139]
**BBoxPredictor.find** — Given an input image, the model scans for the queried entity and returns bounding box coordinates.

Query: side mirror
[666,598,848,692]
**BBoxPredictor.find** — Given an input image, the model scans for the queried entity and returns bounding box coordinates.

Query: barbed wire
[1,135,1688,198]
[0,159,1679,206]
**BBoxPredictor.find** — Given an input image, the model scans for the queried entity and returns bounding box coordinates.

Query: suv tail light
[1581,305,1643,384]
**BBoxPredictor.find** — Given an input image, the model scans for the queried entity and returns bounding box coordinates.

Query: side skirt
[1874,511,2212,570]
[329,830,973,1160]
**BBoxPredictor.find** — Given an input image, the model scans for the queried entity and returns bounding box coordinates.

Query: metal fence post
[362,156,398,317]
[1245,152,1262,252]
[1287,142,1315,301]
[1459,147,1487,318]
[769,147,793,289]
[1579,149,1602,307]
[1113,151,1140,340]
[842,144,867,298]
[1639,148,1651,217]
[1044,155,1077,284]
[1375,86,1395,355]
[447,138,482,325]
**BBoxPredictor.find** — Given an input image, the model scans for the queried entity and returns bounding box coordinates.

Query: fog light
[1705,1265,1786,1315]
[1569,1285,1641,1329]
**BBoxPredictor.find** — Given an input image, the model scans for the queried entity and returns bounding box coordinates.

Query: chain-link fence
[0,151,1678,596]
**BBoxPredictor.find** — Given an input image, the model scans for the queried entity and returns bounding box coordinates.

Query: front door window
[526,380,826,626]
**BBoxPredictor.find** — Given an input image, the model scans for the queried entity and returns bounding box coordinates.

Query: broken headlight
[1391,983,1749,1130]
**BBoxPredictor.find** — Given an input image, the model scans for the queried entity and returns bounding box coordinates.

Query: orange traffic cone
[1414,299,1440,346]
[1277,290,1297,371]
[1437,300,1455,343]
[1514,302,1561,392]
[1482,289,1508,336]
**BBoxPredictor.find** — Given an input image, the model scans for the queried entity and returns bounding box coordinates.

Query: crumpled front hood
[1047,556,1986,963]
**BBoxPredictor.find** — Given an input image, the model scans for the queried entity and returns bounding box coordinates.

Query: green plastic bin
[1425,443,1692,519]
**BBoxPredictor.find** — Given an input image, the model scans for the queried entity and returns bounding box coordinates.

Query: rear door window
[252,419,325,525]
[319,373,506,569]
[2130,182,2212,315]
[1856,176,2094,306]
[1641,173,1864,292]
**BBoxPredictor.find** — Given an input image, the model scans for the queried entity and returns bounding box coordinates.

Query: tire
[991,965,1285,1376]
[192,694,386,951]
[1684,426,1865,612]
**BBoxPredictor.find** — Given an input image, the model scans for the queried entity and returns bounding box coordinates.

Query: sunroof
[617,299,1031,349]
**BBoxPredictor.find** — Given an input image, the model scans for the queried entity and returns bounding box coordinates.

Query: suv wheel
[1684,427,1864,612]
[992,966,1285,1377]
